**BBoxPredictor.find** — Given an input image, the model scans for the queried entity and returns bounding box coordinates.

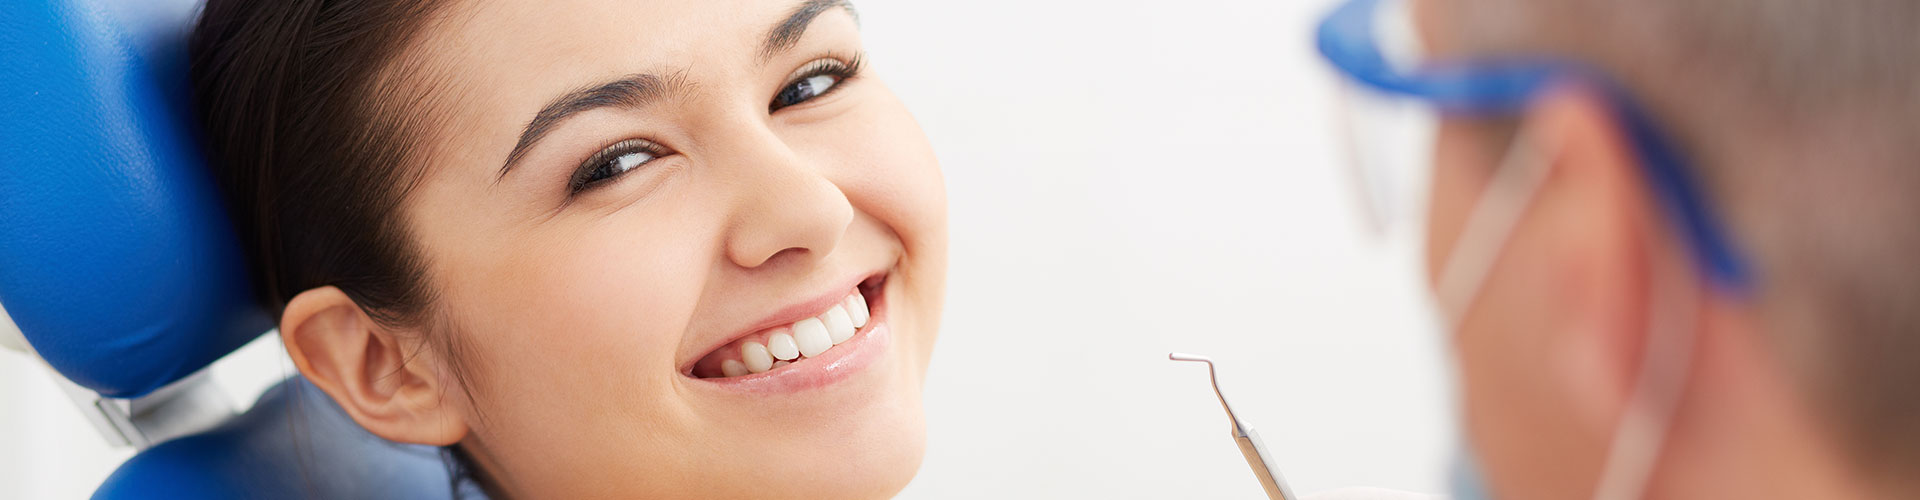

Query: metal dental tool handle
[1170,353,1299,500]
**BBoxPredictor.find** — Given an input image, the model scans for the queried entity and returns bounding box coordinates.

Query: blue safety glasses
[1316,0,1754,294]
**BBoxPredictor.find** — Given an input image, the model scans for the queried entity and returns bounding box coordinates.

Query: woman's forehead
[423,0,851,80]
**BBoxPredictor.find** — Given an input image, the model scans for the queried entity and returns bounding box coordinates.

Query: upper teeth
[845,293,869,328]
[767,330,801,361]
[792,318,832,358]
[731,289,871,375]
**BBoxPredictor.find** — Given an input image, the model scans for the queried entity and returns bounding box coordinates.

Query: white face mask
[1435,125,1700,500]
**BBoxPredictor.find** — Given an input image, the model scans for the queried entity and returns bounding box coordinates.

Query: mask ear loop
[1592,221,1701,500]
[1430,122,1554,500]
[1434,123,1557,331]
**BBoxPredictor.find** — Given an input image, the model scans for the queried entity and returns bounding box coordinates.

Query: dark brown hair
[191,0,445,324]
[189,0,494,497]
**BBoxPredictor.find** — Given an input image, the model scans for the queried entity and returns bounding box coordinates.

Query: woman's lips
[685,278,891,393]
[685,275,885,379]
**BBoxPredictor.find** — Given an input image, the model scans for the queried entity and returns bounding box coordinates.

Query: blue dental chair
[0,0,465,497]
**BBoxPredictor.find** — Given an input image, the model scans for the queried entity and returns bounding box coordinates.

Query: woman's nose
[721,132,855,270]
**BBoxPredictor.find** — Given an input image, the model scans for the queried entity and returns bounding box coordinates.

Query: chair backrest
[2,1,463,497]
[0,0,265,400]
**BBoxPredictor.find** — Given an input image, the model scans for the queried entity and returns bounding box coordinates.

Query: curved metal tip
[1168,352,1212,363]
[1169,352,1248,436]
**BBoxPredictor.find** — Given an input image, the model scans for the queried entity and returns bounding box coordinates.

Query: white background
[0,0,1455,497]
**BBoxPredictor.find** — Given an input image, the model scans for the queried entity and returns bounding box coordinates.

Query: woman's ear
[280,286,469,446]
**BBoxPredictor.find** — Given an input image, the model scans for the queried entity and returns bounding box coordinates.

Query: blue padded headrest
[93,376,473,500]
[0,0,272,398]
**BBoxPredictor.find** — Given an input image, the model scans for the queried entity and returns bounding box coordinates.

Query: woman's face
[395,0,946,497]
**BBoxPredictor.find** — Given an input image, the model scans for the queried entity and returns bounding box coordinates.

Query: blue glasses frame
[1316,0,1754,294]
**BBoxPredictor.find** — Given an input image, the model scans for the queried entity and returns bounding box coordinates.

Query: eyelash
[567,53,867,196]
[568,138,671,194]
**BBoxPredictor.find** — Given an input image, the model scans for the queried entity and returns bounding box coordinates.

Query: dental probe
[1169,353,1299,500]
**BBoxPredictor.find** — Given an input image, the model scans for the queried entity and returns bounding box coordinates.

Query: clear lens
[1337,83,1436,236]
[1331,0,1437,237]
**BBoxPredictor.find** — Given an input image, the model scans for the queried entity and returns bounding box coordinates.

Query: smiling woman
[189,0,948,498]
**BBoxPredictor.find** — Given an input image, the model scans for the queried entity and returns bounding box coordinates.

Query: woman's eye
[570,139,664,194]
[771,73,842,111]
[770,56,862,112]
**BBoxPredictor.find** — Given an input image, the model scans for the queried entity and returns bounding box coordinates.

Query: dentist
[1315,0,1920,499]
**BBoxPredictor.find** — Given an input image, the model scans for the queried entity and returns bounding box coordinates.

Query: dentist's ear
[280,286,471,446]
[1513,86,1681,435]
[1433,85,1688,498]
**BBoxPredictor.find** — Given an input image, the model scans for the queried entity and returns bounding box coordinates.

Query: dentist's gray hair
[1435,0,1920,491]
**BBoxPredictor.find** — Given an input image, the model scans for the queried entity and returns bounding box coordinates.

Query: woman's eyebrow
[761,0,857,62]
[496,73,682,181]
[496,0,856,182]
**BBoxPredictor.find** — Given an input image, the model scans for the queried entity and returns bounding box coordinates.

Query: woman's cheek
[855,96,949,363]
[461,213,714,401]
[843,97,947,247]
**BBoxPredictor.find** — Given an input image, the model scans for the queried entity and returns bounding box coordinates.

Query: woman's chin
[693,385,927,499]
[810,408,928,500]
[806,344,929,499]
[686,330,931,497]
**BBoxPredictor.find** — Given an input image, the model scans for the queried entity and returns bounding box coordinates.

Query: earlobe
[280,286,469,446]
